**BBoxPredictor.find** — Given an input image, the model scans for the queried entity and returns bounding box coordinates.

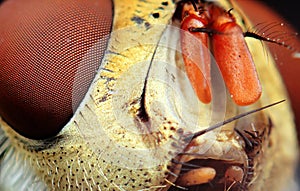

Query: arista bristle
[245,22,298,52]
[183,100,285,141]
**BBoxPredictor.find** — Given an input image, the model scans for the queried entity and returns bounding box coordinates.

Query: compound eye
[0,0,113,139]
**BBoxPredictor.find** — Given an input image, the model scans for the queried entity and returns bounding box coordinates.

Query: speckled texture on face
[1,0,180,190]
[1,120,175,190]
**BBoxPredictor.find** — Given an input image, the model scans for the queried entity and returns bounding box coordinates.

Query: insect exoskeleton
[163,0,298,190]
[0,0,298,191]
[179,0,261,106]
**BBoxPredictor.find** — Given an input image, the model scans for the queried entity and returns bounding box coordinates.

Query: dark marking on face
[152,12,160,18]
[131,16,145,24]
[162,1,169,6]
[18,135,65,152]
[144,22,151,30]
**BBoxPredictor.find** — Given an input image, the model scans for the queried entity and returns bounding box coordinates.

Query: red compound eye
[0,0,113,139]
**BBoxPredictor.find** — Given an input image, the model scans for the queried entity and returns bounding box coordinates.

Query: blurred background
[263,0,299,32]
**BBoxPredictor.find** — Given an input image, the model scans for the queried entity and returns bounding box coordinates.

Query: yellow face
[0,0,298,191]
